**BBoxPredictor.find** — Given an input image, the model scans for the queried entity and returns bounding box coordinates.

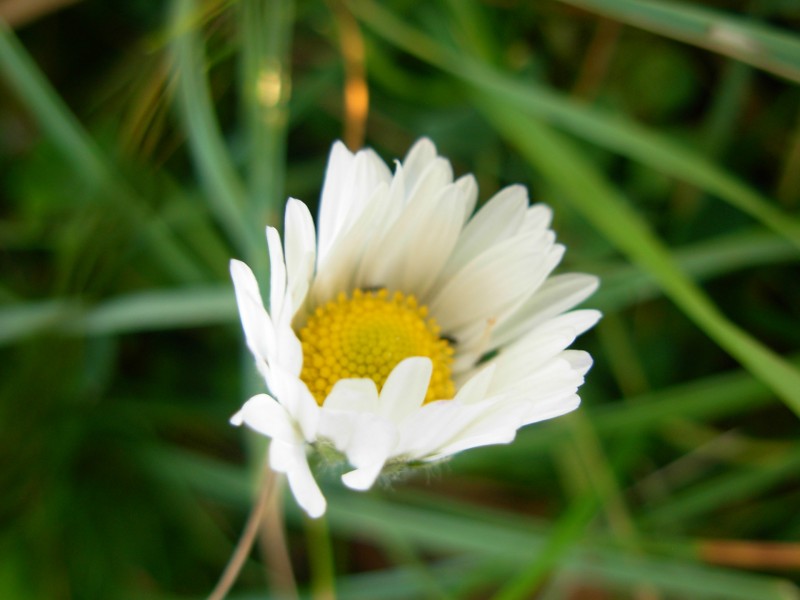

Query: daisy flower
[230,138,599,518]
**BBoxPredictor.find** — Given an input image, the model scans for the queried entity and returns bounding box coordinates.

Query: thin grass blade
[557,0,800,83]
[351,1,800,250]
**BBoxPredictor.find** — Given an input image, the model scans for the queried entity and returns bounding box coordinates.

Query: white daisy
[230,138,600,518]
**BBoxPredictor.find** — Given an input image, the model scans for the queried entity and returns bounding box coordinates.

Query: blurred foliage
[1,0,800,599]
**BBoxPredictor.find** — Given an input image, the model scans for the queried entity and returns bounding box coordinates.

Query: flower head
[230,138,599,517]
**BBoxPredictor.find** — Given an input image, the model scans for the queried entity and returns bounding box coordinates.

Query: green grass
[1,1,799,599]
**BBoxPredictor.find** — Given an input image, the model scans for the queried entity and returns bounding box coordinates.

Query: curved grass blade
[557,0,800,84]
[0,19,205,282]
[351,1,800,250]
[642,447,800,529]
[169,0,263,268]
[593,227,798,312]
[153,448,800,600]
[480,99,800,416]
[326,493,798,600]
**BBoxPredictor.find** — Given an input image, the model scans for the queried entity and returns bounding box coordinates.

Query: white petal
[450,242,566,353]
[439,184,528,281]
[454,174,478,224]
[268,368,320,441]
[491,273,600,348]
[395,400,480,458]
[491,355,587,409]
[317,382,384,458]
[521,392,581,426]
[339,415,397,490]
[430,235,557,333]
[379,162,407,232]
[341,463,384,490]
[230,393,298,442]
[318,141,354,262]
[275,321,304,377]
[439,351,588,451]
[323,378,380,413]
[562,350,594,376]
[317,410,354,452]
[284,198,316,312]
[401,137,438,192]
[379,357,432,423]
[423,398,533,460]
[358,183,465,297]
[490,335,576,390]
[267,226,287,322]
[452,363,496,405]
[318,145,391,267]
[400,186,468,297]
[270,439,326,518]
[490,310,601,387]
[318,407,398,491]
[312,182,391,303]
[428,420,521,459]
[404,156,453,207]
[229,259,276,364]
[520,203,553,233]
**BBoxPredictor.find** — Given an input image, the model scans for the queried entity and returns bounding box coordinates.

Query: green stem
[305,515,337,600]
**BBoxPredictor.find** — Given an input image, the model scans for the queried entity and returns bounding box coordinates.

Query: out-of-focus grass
[1,1,799,599]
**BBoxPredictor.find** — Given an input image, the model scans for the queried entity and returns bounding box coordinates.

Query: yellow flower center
[299,288,455,406]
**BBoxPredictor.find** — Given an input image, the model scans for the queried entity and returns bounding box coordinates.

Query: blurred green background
[2,1,800,599]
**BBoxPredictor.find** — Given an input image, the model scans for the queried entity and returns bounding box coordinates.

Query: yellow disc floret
[299,288,455,405]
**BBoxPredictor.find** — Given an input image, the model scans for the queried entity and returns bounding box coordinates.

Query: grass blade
[642,448,800,529]
[557,0,800,83]
[492,495,598,600]
[0,19,205,282]
[593,227,797,312]
[0,19,110,189]
[70,285,236,335]
[238,0,293,226]
[0,287,234,346]
[153,448,800,600]
[169,0,262,267]
[351,1,800,250]
[0,300,77,345]
[478,99,800,416]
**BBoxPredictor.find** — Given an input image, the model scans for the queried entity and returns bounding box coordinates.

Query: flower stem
[208,463,276,600]
[258,478,299,599]
[305,514,337,600]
